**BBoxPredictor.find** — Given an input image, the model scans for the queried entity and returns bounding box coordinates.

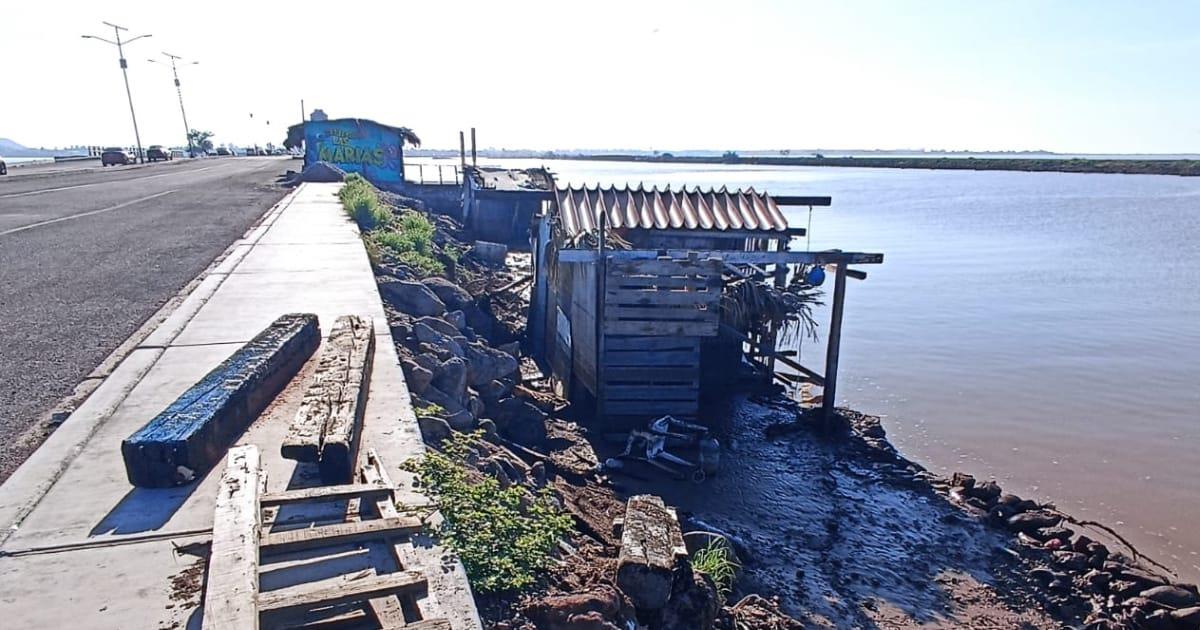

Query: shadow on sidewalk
[89,480,203,536]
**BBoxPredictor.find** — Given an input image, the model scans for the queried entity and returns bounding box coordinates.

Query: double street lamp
[148,53,199,156]
[82,22,151,164]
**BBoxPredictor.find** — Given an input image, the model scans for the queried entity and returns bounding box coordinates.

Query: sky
[1,0,1198,153]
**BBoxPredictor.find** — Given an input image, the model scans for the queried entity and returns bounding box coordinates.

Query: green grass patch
[413,402,445,417]
[371,209,443,276]
[692,538,740,599]
[338,173,390,230]
[402,431,574,593]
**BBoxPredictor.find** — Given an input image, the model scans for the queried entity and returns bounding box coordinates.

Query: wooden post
[596,211,607,422]
[822,262,848,430]
[765,236,788,377]
[203,445,262,630]
[470,127,477,166]
[459,131,466,170]
[438,165,444,185]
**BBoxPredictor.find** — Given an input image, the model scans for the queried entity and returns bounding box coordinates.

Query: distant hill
[0,137,59,157]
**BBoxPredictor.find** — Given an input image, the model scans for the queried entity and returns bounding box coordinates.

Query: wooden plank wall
[569,262,599,394]
[599,257,722,421]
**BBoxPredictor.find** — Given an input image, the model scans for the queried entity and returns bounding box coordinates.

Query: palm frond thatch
[721,266,824,343]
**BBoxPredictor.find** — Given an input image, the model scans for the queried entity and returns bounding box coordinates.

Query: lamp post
[149,53,199,156]
[82,22,152,164]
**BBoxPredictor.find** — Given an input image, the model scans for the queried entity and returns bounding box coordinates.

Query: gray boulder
[445,409,478,432]
[1140,585,1199,608]
[401,359,433,395]
[380,280,446,317]
[415,315,459,337]
[445,310,466,330]
[420,385,466,415]
[488,396,548,445]
[464,341,519,387]
[414,322,464,358]
[432,357,469,403]
[417,415,452,444]
[422,277,472,310]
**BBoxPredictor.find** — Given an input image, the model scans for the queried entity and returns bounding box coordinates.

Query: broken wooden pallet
[202,444,449,630]
[281,315,375,483]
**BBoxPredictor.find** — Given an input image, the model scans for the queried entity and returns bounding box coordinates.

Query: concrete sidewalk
[0,183,480,629]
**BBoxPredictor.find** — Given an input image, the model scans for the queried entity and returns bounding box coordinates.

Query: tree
[187,129,215,154]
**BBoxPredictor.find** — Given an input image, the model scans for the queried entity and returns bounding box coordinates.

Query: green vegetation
[403,431,574,593]
[339,173,391,230]
[338,174,445,276]
[371,210,443,276]
[691,538,740,599]
[413,402,445,417]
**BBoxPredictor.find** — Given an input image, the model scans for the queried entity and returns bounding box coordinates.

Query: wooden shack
[529,184,883,427]
[461,166,553,245]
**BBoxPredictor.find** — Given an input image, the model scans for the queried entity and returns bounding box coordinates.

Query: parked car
[170,149,187,159]
[216,147,232,156]
[101,147,135,166]
[0,158,7,175]
[146,145,172,162]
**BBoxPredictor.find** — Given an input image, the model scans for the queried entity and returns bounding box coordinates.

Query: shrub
[338,174,390,230]
[403,431,575,593]
[692,538,740,599]
[371,210,443,276]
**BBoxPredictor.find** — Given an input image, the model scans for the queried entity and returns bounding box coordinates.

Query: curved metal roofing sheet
[554,184,787,238]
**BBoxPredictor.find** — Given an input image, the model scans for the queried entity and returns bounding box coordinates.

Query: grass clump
[403,431,574,593]
[371,210,443,276]
[692,538,740,599]
[413,402,445,417]
[338,173,390,230]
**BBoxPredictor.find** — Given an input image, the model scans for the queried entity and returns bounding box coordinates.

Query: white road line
[0,190,178,237]
[0,165,221,199]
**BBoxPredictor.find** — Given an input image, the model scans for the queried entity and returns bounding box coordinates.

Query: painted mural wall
[304,119,404,184]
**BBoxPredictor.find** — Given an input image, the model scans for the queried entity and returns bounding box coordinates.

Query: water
[443,157,1200,581]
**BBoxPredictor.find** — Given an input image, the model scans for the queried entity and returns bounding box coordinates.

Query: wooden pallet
[202,445,450,630]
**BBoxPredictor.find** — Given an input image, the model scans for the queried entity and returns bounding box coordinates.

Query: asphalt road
[0,157,293,481]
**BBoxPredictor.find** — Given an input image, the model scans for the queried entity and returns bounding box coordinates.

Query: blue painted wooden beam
[122,313,321,488]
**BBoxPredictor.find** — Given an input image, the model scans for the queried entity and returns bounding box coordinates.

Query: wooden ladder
[202,445,450,629]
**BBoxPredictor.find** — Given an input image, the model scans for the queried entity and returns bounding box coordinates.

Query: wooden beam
[625,227,807,238]
[282,315,375,484]
[202,445,262,630]
[822,262,849,430]
[560,249,883,265]
[256,571,426,613]
[261,516,422,555]
[772,195,832,206]
[261,483,394,506]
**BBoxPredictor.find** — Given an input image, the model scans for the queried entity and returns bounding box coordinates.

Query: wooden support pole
[822,262,848,431]
[459,131,466,170]
[470,127,477,167]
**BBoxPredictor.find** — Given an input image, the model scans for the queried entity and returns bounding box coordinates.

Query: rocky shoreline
[361,183,1198,629]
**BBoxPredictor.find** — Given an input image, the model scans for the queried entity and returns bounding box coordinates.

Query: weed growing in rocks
[403,431,574,593]
[372,210,442,276]
[413,402,445,417]
[692,539,740,599]
[339,173,390,229]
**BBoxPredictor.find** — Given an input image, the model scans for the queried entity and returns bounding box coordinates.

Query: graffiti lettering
[317,143,386,167]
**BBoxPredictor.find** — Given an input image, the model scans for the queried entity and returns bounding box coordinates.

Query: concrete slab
[0,183,480,629]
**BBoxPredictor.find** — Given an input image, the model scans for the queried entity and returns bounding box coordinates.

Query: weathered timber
[256,571,426,613]
[260,483,393,506]
[281,315,375,483]
[605,336,699,351]
[616,495,688,611]
[604,319,718,337]
[260,516,423,555]
[123,313,320,488]
[605,289,718,306]
[202,445,262,630]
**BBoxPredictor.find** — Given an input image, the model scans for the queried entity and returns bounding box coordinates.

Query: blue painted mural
[304,118,404,184]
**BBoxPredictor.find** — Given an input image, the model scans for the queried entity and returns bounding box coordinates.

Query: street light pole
[151,53,198,156]
[82,22,152,164]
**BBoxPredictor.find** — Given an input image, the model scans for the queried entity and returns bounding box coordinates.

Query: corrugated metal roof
[555,184,789,237]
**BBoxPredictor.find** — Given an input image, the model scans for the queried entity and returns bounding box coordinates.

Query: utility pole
[83,22,151,163]
[150,53,198,156]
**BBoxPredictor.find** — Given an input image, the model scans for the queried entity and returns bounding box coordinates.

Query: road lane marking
[0,190,178,237]
[0,164,222,199]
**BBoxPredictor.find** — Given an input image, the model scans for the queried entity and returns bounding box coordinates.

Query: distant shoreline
[558,153,1200,176]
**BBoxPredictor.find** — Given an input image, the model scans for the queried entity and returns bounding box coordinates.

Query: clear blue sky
[1,0,1197,153]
